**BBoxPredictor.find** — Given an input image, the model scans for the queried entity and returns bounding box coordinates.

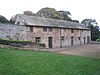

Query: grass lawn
[0,48,100,75]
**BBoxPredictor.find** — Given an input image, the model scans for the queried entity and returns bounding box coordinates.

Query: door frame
[71,36,74,46]
[87,36,90,44]
[84,37,86,44]
[48,37,52,48]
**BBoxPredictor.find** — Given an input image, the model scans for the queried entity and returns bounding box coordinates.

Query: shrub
[96,39,100,42]
[0,38,32,47]
[0,38,45,47]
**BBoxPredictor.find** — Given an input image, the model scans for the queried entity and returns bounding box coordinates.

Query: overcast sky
[0,0,100,25]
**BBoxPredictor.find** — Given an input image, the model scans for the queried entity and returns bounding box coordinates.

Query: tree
[36,7,64,20]
[23,11,38,16]
[81,19,99,41]
[23,11,33,16]
[58,11,72,21]
[0,15,9,23]
[81,19,97,27]
[9,16,16,24]
[72,20,79,23]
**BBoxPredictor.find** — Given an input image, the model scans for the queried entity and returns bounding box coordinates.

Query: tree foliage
[58,11,72,21]
[81,19,100,41]
[36,7,79,23]
[23,11,38,16]
[36,7,64,20]
[0,15,9,23]
[81,19,97,27]
[72,20,79,23]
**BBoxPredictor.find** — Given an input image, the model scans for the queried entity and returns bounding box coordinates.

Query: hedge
[96,39,100,42]
[0,38,45,47]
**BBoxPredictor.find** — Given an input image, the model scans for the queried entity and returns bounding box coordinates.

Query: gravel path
[44,44,100,58]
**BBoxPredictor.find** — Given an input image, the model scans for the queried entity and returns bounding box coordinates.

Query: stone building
[0,14,91,48]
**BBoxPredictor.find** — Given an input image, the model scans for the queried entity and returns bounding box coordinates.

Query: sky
[0,0,100,26]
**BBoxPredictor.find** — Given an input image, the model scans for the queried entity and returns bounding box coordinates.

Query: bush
[0,38,32,47]
[0,38,45,47]
[96,39,100,42]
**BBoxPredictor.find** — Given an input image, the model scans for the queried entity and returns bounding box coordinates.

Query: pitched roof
[15,14,89,30]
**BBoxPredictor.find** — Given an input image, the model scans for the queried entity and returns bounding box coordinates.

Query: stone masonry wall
[0,23,29,41]
[0,23,91,48]
[27,27,61,48]
[27,27,91,48]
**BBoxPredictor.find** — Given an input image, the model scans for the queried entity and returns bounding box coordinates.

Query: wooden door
[87,36,90,43]
[71,36,74,46]
[48,37,52,48]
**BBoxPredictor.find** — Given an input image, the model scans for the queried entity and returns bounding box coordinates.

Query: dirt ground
[44,44,100,58]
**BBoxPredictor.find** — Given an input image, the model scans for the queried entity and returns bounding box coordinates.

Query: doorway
[48,37,52,48]
[71,36,74,46]
[87,36,90,43]
[84,37,86,44]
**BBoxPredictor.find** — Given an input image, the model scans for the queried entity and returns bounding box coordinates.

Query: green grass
[0,48,100,75]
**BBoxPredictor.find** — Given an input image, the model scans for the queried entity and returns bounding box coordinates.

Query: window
[71,29,74,33]
[35,37,41,43]
[78,37,80,40]
[48,28,52,32]
[61,36,64,41]
[17,21,20,25]
[43,27,47,32]
[30,26,33,32]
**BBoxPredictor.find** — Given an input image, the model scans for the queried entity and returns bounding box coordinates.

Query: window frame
[61,36,64,41]
[35,37,41,43]
[71,29,74,33]
[48,27,53,32]
[30,26,33,32]
[43,27,47,32]
[78,37,80,40]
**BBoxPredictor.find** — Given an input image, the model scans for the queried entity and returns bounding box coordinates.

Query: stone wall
[0,23,29,41]
[27,27,61,48]
[27,26,91,48]
[0,23,91,48]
